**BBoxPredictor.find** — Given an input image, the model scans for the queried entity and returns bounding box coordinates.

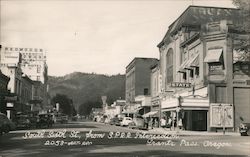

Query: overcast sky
[0,0,235,76]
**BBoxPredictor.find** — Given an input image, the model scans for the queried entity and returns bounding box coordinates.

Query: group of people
[144,116,184,130]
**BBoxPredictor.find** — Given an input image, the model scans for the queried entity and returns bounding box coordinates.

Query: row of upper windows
[22,54,45,59]
[5,47,43,52]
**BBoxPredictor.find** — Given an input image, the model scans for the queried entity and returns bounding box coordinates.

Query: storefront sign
[170,82,191,88]
[210,103,234,128]
[4,96,18,101]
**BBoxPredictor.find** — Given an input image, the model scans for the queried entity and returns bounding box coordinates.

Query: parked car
[120,117,133,127]
[128,116,146,130]
[0,113,16,135]
[239,123,250,136]
[109,117,119,125]
[36,113,53,128]
[55,114,68,124]
[15,115,31,129]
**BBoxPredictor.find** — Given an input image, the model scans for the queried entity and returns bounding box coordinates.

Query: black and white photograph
[0,0,250,156]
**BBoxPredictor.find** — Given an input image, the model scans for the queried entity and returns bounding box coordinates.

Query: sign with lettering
[210,103,234,128]
[170,82,191,88]
[4,96,18,101]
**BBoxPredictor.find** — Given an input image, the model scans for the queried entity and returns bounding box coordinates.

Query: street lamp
[176,96,183,133]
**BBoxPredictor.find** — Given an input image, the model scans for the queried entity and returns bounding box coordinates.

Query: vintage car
[128,115,146,130]
[239,123,250,136]
[120,117,133,127]
[0,113,16,135]
[36,113,53,128]
[55,113,68,124]
[109,117,119,125]
[15,115,31,129]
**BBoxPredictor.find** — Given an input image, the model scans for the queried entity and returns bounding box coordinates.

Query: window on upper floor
[144,88,149,95]
[195,67,200,77]
[37,66,41,73]
[190,69,194,78]
[183,72,187,81]
[166,48,174,85]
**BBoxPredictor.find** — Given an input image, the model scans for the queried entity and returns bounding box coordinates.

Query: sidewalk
[147,127,240,136]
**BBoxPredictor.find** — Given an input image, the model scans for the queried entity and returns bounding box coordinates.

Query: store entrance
[191,110,207,131]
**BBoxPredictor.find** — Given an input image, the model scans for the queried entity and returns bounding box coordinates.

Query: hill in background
[48,72,125,114]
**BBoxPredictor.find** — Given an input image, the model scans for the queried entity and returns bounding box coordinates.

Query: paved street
[0,121,250,157]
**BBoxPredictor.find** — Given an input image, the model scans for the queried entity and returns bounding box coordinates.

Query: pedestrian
[154,119,159,128]
[149,118,153,129]
[144,118,149,129]
[178,118,183,130]
[161,117,166,128]
[168,117,172,130]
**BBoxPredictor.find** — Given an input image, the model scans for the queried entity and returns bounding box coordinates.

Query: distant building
[0,49,22,119]
[0,46,50,117]
[2,47,48,84]
[0,69,10,115]
[19,75,33,113]
[125,57,158,103]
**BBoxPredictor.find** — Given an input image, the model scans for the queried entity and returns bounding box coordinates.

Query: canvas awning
[204,48,223,63]
[142,111,158,118]
[188,54,199,68]
[178,60,189,73]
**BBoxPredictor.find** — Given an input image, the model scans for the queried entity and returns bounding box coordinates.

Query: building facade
[0,46,49,117]
[2,47,48,84]
[125,57,158,103]
[157,6,246,131]
[0,70,10,115]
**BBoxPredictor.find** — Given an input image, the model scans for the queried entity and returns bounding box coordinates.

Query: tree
[78,101,102,116]
[232,0,250,53]
[51,94,73,116]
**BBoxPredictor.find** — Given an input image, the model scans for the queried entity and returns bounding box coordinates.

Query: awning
[188,54,199,68]
[178,60,189,73]
[204,48,223,63]
[142,111,158,118]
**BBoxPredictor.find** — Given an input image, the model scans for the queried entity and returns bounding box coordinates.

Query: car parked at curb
[0,113,16,135]
[120,117,133,127]
[15,115,31,129]
[36,113,53,129]
[239,122,250,136]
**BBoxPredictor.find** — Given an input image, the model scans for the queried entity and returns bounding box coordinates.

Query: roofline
[169,5,238,29]
[125,57,159,69]
[157,5,239,48]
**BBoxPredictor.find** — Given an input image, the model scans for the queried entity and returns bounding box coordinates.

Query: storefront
[161,94,209,131]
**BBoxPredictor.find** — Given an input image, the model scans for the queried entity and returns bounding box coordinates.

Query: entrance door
[234,88,250,129]
[192,110,207,131]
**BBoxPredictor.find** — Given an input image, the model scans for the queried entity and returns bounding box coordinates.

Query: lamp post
[176,96,182,133]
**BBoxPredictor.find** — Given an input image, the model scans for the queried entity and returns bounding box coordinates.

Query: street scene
[1,0,250,157]
[1,120,250,157]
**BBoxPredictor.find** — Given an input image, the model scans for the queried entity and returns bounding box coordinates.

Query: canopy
[142,111,158,118]
[204,49,223,63]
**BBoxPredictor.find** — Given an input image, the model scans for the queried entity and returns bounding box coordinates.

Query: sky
[0,0,235,76]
